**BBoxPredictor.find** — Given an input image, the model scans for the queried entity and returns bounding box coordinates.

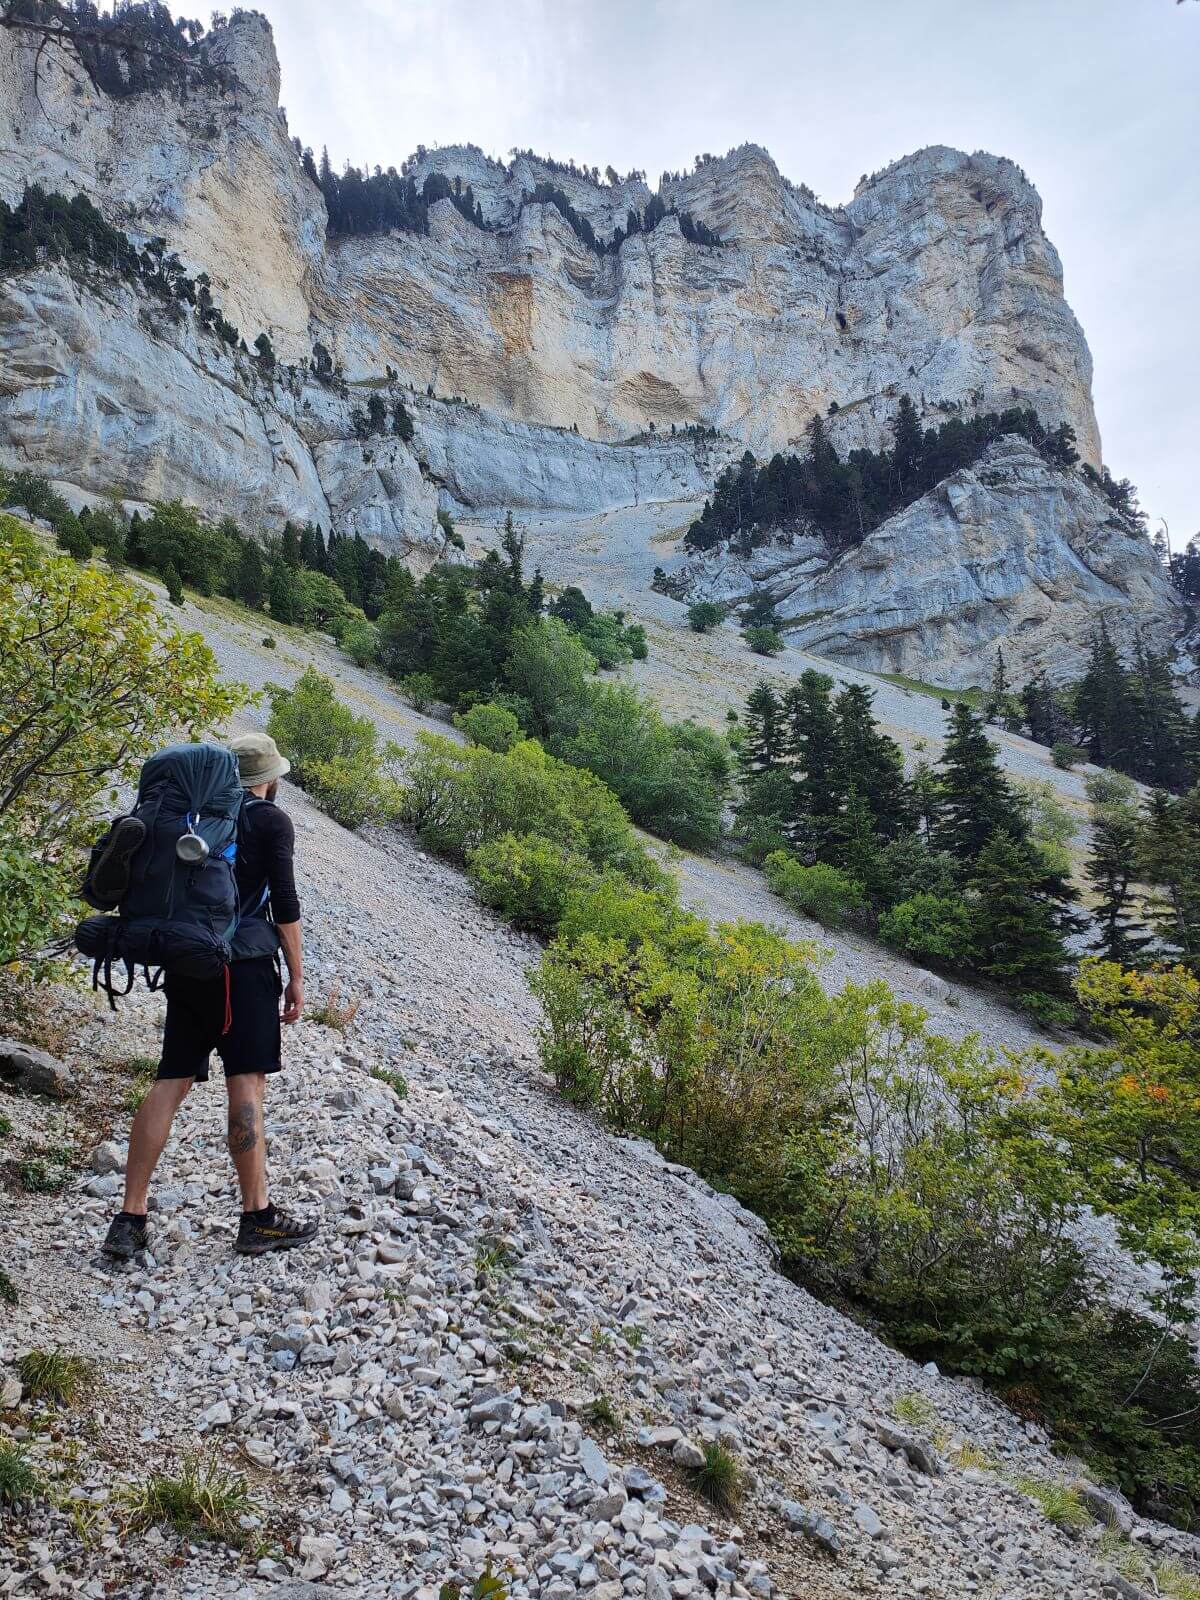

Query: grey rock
[88,1140,125,1175]
[671,1436,706,1471]
[779,1500,841,1555]
[876,1421,945,1477]
[0,1038,72,1099]
[1077,1481,1135,1534]
[853,1503,886,1539]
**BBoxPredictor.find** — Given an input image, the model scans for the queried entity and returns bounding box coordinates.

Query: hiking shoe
[235,1204,319,1256]
[102,1212,149,1260]
[88,815,146,908]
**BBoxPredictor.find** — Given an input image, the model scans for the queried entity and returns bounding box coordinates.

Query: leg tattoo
[229,1103,258,1155]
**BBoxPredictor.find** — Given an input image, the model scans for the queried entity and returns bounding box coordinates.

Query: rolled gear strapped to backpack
[76,743,245,1011]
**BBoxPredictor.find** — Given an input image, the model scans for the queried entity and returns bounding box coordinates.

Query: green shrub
[261,634,276,648]
[1019,990,1076,1031]
[394,733,660,891]
[1052,741,1088,770]
[743,624,783,656]
[559,685,729,851]
[267,668,397,830]
[878,894,976,968]
[0,1269,16,1307]
[687,601,723,633]
[468,834,597,935]
[763,852,865,926]
[266,666,374,784]
[370,1066,408,1098]
[401,671,438,713]
[455,702,522,753]
[341,618,380,667]
[55,513,94,561]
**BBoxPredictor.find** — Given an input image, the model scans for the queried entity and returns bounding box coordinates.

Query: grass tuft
[693,1440,741,1516]
[370,1066,408,1099]
[0,1442,42,1505]
[122,1055,158,1113]
[121,1453,256,1545]
[19,1156,70,1194]
[892,1391,938,1429]
[474,1237,513,1284]
[1156,1560,1200,1600]
[17,1348,92,1407]
[583,1393,620,1430]
[1013,1474,1091,1532]
[0,1268,17,1307]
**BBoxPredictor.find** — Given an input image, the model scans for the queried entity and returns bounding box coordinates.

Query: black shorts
[158,958,283,1083]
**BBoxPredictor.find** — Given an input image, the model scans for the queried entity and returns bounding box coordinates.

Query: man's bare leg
[226,1072,268,1212]
[122,1077,194,1214]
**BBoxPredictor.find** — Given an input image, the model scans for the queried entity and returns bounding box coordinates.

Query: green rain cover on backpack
[76,743,245,1001]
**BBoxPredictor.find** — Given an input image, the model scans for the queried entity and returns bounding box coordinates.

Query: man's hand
[282,976,304,1025]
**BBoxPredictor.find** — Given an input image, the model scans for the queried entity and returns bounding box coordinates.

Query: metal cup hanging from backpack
[176,813,211,865]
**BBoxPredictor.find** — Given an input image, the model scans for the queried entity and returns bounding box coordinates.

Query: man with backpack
[100,733,318,1260]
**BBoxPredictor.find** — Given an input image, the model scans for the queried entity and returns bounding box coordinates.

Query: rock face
[676,439,1184,685]
[0,13,1179,679]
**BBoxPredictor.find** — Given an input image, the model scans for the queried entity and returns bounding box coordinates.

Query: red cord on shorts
[222,964,232,1036]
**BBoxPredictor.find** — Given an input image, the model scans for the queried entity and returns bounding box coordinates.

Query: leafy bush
[0,520,243,971]
[455,702,522,753]
[340,618,380,667]
[266,668,397,829]
[1018,991,1076,1031]
[468,835,597,935]
[394,733,662,895]
[878,894,976,968]
[1052,741,1088,770]
[687,601,723,633]
[763,852,865,926]
[401,672,438,713]
[560,685,729,851]
[744,624,783,656]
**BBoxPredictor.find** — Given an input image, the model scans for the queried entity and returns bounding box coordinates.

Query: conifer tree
[742,683,785,781]
[784,670,842,843]
[935,703,1027,866]
[1139,787,1200,969]
[233,539,266,611]
[833,684,907,837]
[1074,621,1135,771]
[1086,781,1151,963]
[827,788,885,901]
[268,561,299,624]
[1128,634,1190,790]
[969,831,1068,993]
[280,521,302,571]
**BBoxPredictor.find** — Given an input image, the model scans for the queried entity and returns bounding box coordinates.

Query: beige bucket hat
[229,731,291,786]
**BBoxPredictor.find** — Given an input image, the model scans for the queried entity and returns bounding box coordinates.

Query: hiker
[102,733,318,1260]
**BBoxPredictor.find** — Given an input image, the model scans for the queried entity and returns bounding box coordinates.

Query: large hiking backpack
[76,743,245,1007]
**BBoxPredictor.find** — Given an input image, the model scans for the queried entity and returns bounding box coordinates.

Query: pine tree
[833,684,907,837]
[969,831,1069,993]
[1021,671,1073,748]
[233,540,266,610]
[827,788,885,901]
[1086,788,1151,963]
[935,703,1027,866]
[741,683,785,781]
[891,394,923,500]
[268,561,299,624]
[784,670,842,844]
[1074,621,1134,771]
[280,521,302,571]
[1128,634,1190,790]
[161,561,184,606]
[1139,788,1200,969]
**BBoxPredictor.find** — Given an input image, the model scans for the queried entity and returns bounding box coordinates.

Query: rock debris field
[2,593,1194,1600]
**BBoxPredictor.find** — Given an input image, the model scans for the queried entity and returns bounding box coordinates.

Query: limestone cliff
[0,10,1180,681]
[673,438,1183,687]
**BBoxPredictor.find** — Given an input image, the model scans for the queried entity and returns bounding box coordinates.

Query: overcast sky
[253,0,1198,544]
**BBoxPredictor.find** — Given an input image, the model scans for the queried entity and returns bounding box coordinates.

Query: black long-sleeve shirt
[237,798,300,924]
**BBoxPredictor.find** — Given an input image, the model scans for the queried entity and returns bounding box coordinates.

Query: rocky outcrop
[0,12,1179,680]
[675,439,1184,686]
